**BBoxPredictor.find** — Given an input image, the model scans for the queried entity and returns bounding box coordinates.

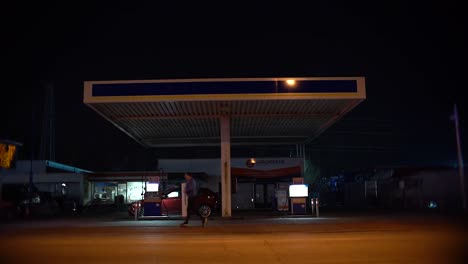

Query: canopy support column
[220,115,231,217]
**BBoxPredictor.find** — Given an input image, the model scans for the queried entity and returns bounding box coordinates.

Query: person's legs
[181,197,194,225]
[201,215,207,227]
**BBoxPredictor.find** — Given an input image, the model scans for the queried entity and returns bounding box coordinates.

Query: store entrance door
[254,183,275,208]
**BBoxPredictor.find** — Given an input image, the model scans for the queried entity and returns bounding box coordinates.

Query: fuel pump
[142,176,162,217]
[289,183,308,215]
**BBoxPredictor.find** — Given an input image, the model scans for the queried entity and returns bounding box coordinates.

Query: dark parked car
[1,184,80,218]
[0,200,17,221]
[129,187,219,218]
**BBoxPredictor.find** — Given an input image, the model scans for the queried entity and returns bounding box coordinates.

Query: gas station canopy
[84,77,366,217]
[84,77,366,147]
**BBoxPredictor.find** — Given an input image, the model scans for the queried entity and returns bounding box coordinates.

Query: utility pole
[40,83,55,161]
[453,104,466,210]
[28,104,35,218]
[30,105,34,192]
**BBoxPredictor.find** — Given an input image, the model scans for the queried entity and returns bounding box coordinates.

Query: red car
[129,187,219,218]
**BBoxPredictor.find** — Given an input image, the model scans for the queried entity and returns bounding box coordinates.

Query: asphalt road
[1,215,467,264]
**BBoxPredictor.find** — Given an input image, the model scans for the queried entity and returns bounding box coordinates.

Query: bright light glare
[127,182,145,202]
[289,184,308,197]
[167,191,179,198]
[285,79,296,86]
[146,183,159,192]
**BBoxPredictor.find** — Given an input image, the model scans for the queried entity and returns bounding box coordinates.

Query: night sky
[2,2,466,172]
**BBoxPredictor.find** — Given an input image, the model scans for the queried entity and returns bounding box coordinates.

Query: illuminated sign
[146,183,159,192]
[0,143,17,169]
[256,160,285,165]
[289,184,309,197]
[246,158,256,168]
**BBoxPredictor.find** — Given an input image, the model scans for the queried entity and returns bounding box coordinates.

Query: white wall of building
[159,158,304,175]
[159,159,221,175]
[11,160,48,173]
[1,172,84,184]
